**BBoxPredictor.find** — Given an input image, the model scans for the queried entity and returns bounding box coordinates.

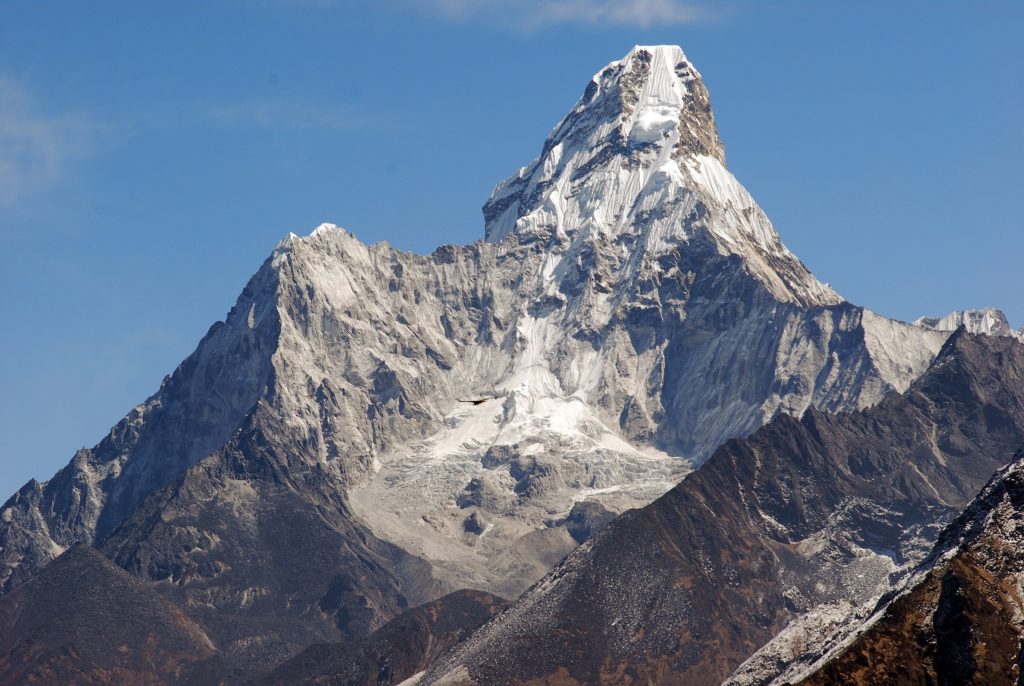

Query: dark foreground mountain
[0,545,217,685]
[420,331,1024,685]
[771,447,1024,686]
[261,589,506,686]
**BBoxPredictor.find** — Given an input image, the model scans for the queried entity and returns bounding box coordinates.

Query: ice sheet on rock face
[629,106,677,143]
[625,46,687,142]
[346,306,691,598]
[862,310,949,394]
[914,307,1023,341]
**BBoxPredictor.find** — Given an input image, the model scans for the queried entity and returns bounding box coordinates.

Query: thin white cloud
[0,77,98,207]
[413,0,709,28]
[248,0,712,28]
[0,77,379,210]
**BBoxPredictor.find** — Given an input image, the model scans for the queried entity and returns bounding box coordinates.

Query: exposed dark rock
[795,448,1024,686]
[260,590,507,686]
[0,545,218,685]
[564,500,617,544]
[463,512,487,535]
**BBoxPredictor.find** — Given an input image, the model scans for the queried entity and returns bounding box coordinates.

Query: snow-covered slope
[0,45,961,618]
[346,46,955,596]
[484,45,838,307]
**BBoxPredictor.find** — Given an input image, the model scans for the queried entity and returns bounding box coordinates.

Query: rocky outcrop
[774,446,1024,686]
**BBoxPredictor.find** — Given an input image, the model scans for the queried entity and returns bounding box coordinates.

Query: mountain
[261,589,507,686]
[772,447,1024,685]
[420,331,1024,685]
[0,45,991,678]
[97,412,437,673]
[0,545,217,685]
[915,307,1023,341]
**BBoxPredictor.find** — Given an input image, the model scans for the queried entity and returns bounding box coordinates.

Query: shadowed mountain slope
[262,589,507,686]
[0,545,216,686]
[769,447,1024,686]
[422,331,1024,685]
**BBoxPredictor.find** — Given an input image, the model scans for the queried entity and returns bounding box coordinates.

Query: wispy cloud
[0,76,101,207]
[418,0,709,28]
[0,75,379,210]
[248,0,714,29]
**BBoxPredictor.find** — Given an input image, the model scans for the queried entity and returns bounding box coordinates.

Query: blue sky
[1,1,1021,498]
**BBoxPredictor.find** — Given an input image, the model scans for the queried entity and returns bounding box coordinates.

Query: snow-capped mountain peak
[553,44,719,159]
[482,45,839,307]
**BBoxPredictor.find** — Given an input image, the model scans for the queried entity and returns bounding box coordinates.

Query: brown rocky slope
[793,446,1024,686]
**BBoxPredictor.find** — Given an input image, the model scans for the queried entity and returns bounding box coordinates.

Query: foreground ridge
[766,446,1024,685]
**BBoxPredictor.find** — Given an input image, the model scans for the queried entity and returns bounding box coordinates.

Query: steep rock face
[422,332,1024,686]
[344,45,950,597]
[97,401,438,675]
[779,448,1024,686]
[484,46,836,308]
[0,260,282,594]
[0,44,966,656]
